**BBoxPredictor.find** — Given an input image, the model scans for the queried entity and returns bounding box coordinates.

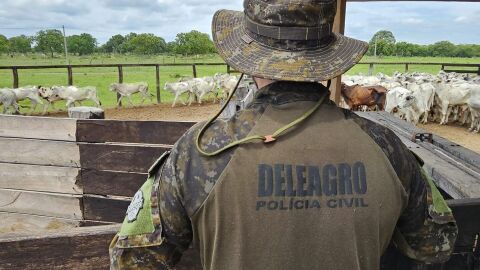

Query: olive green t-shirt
[110,82,457,270]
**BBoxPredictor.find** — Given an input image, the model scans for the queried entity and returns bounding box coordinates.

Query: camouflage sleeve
[109,151,192,269]
[394,154,458,264]
[346,112,458,263]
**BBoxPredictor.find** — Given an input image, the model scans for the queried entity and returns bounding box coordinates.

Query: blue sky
[0,0,478,45]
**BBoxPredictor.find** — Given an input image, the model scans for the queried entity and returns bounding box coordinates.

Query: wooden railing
[0,114,195,230]
[0,63,230,104]
[360,62,480,76]
[0,61,478,104]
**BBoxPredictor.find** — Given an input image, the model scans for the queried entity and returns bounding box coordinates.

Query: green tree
[103,34,126,54]
[67,33,96,55]
[429,41,456,57]
[368,30,396,56]
[0,35,10,54]
[370,30,396,44]
[126,33,166,55]
[453,44,477,58]
[8,35,32,54]
[121,32,138,53]
[166,41,177,54]
[35,29,64,57]
[173,30,216,55]
[395,42,415,57]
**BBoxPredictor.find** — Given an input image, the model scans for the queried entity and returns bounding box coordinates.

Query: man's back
[110,82,456,270]
[192,92,405,269]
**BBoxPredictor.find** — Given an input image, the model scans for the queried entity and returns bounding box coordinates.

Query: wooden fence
[0,61,478,103]
[0,63,230,104]
[0,114,195,232]
[363,62,480,76]
[0,113,479,269]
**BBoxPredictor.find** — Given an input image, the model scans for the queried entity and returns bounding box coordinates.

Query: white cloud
[0,0,478,45]
[402,18,424,25]
[346,2,480,45]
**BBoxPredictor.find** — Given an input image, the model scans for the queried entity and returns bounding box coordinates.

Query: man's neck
[253,77,276,89]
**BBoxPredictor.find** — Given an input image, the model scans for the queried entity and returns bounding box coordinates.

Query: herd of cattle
[340,71,480,133]
[164,73,242,107]
[0,73,241,114]
[1,70,479,133]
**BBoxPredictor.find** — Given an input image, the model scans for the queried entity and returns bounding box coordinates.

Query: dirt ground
[40,104,479,153]
[42,102,221,122]
[105,102,221,121]
[418,123,480,153]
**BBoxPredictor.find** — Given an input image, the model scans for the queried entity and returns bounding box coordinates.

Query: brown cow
[340,83,388,111]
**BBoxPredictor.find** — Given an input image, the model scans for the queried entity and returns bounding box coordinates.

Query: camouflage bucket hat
[212,0,369,82]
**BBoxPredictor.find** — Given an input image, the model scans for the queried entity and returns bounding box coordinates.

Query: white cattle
[401,81,436,124]
[186,77,217,104]
[434,82,473,125]
[467,88,480,132]
[385,87,412,117]
[164,82,192,107]
[0,88,19,114]
[109,82,151,106]
[38,86,62,114]
[12,86,43,112]
[214,73,239,99]
[51,86,101,108]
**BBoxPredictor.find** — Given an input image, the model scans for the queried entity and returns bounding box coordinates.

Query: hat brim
[212,10,369,82]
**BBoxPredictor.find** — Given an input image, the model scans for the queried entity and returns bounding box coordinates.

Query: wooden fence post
[67,66,73,86]
[441,64,445,71]
[117,66,123,106]
[405,64,409,72]
[227,65,231,74]
[156,65,161,104]
[12,68,19,88]
[368,63,374,76]
[477,66,480,75]
[192,64,197,78]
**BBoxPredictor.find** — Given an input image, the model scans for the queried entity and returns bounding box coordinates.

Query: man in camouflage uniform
[110,0,457,269]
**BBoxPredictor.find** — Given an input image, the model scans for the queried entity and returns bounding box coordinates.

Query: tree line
[1,29,479,58]
[368,30,480,58]
[0,29,216,57]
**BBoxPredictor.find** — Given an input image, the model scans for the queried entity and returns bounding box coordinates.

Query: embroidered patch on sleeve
[127,190,144,222]
[119,177,155,237]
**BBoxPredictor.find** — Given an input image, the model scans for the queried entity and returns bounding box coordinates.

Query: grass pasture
[0,54,479,112]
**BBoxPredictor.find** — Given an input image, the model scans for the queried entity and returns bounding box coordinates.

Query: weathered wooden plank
[0,114,77,141]
[357,112,480,199]
[0,163,82,194]
[68,106,105,119]
[0,189,83,219]
[431,136,480,172]
[447,198,480,253]
[0,224,202,270]
[0,212,80,234]
[0,137,80,167]
[81,169,146,197]
[364,111,480,172]
[82,195,130,223]
[409,143,480,199]
[79,143,170,173]
[76,120,195,144]
[0,224,120,270]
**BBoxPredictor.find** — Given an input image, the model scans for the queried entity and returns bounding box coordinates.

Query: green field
[0,54,479,112]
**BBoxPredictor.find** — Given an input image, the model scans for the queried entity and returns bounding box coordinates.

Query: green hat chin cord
[196,75,331,157]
